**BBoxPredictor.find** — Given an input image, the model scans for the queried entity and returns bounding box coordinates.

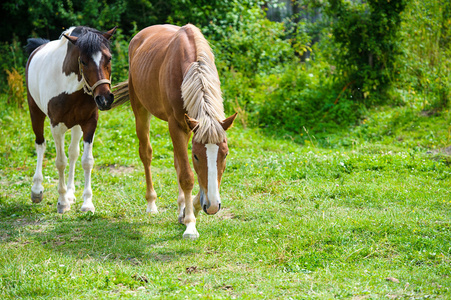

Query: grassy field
[1,94,450,299]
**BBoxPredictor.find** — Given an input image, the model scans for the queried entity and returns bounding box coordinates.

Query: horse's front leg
[51,124,71,213]
[66,125,83,204]
[168,119,198,239]
[79,125,96,213]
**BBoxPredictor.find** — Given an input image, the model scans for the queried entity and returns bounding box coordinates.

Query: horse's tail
[25,38,50,56]
[111,81,130,108]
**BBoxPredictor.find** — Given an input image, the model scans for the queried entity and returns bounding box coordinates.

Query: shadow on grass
[0,199,195,264]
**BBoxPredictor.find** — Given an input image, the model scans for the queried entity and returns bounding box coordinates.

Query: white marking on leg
[67,125,82,204]
[31,142,46,202]
[51,123,70,213]
[92,51,102,67]
[80,139,95,212]
[146,189,158,214]
[205,143,220,213]
[182,192,199,239]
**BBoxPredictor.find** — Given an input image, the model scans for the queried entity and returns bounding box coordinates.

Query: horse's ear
[103,27,117,40]
[185,114,199,132]
[63,34,78,45]
[221,113,237,131]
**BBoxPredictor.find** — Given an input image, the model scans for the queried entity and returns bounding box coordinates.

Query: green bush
[397,0,451,111]
[324,0,407,104]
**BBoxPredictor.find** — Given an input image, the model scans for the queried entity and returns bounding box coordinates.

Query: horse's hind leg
[133,106,158,214]
[51,123,71,213]
[66,125,82,204]
[29,103,46,203]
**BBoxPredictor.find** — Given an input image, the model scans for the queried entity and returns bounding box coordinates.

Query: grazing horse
[25,26,116,213]
[113,24,237,239]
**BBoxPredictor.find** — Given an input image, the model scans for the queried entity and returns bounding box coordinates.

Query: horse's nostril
[203,204,207,213]
[95,95,103,104]
[218,203,221,210]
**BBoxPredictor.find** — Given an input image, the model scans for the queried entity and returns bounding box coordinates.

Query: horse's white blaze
[92,51,102,67]
[205,143,220,211]
[27,27,83,116]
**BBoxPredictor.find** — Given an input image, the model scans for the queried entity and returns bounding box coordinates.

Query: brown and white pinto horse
[26,26,116,214]
[113,24,237,239]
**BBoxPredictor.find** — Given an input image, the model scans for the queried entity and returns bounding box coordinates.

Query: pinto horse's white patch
[92,51,102,67]
[27,29,83,116]
[205,143,220,212]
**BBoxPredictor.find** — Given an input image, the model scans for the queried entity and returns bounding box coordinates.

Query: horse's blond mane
[181,25,225,144]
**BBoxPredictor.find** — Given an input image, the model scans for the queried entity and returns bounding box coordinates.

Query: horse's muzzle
[199,189,221,215]
[95,93,114,111]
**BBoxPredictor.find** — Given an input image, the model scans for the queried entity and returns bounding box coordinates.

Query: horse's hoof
[146,203,158,214]
[183,224,199,239]
[31,191,43,203]
[183,232,199,240]
[80,205,95,213]
[146,207,158,214]
[57,203,71,214]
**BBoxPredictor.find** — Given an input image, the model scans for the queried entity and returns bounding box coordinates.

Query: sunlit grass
[1,95,450,298]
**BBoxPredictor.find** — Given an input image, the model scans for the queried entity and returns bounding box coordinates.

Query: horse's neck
[62,43,80,76]
[27,40,84,116]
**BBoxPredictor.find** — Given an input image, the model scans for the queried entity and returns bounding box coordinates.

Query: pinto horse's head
[63,27,116,111]
[185,113,237,215]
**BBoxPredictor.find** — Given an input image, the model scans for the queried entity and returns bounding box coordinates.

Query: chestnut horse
[113,24,236,239]
[26,26,116,213]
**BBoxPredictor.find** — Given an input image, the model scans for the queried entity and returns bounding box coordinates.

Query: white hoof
[146,203,158,214]
[31,191,43,203]
[183,231,199,240]
[57,202,71,214]
[80,204,95,213]
[183,223,199,240]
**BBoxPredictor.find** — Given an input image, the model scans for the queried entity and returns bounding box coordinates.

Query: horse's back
[128,24,199,122]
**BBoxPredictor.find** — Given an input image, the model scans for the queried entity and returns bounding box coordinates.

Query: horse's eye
[224,153,228,160]
[193,154,199,161]
[80,60,87,66]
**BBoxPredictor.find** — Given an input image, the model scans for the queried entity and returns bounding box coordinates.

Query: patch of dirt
[132,274,149,283]
[107,164,135,175]
[420,109,439,117]
[218,208,235,220]
[426,146,451,156]
[186,266,198,274]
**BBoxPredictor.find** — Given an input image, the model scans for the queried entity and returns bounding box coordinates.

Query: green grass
[1,94,450,298]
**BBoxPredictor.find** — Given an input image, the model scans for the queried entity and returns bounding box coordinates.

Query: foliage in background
[398,0,451,111]
[0,0,450,138]
[324,0,407,104]
[6,68,25,109]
